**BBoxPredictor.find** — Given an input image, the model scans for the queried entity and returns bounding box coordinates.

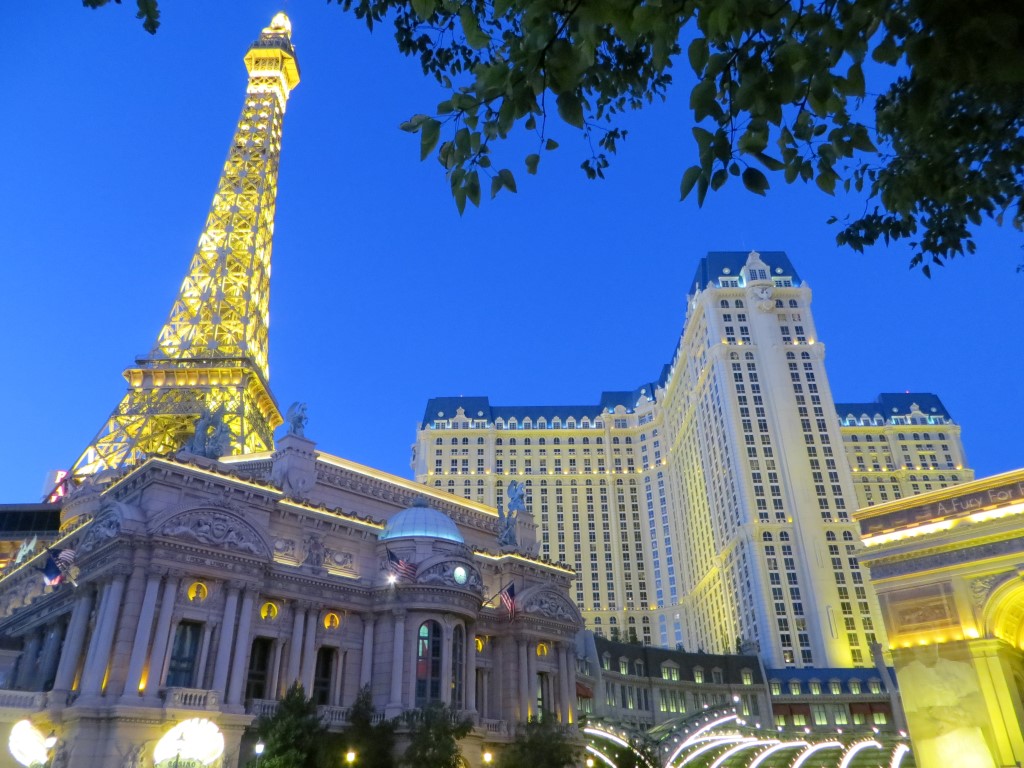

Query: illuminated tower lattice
[70,14,299,482]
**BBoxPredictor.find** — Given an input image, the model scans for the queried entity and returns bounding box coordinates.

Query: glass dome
[380,502,464,544]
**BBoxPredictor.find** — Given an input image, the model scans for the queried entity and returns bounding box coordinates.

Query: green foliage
[83,0,160,34]
[401,702,473,768]
[496,713,581,768]
[252,683,335,768]
[94,0,1024,270]
[334,0,1024,270]
[345,686,397,768]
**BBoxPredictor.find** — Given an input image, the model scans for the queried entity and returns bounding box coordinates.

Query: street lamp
[483,752,493,767]
[255,741,265,767]
[346,749,357,767]
[586,759,594,768]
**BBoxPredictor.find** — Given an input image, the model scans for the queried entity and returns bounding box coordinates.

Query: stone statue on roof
[498,480,526,548]
[285,402,308,437]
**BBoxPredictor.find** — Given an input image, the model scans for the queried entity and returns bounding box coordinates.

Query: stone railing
[0,690,46,710]
[163,687,220,710]
[317,705,352,726]
[476,718,511,736]
[248,699,279,718]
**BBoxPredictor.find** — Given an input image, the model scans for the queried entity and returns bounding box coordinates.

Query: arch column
[212,584,241,695]
[227,589,256,705]
[142,573,181,697]
[387,610,406,716]
[518,638,530,721]
[558,642,573,723]
[465,626,477,714]
[15,631,43,690]
[122,573,162,698]
[79,572,127,696]
[52,588,95,695]
[360,614,376,687]
[440,620,454,704]
[35,622,66,691]
[300,609,319,694]
[286,604,307,688]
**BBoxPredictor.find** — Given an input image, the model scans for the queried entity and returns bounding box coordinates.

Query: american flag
[386,548,417,582]
[42,549,77,588]
[499,582,516,621]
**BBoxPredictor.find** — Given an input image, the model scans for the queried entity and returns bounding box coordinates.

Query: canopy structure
[583,707,914,768]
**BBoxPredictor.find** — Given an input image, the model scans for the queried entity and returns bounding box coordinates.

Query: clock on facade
[453,566,467,585]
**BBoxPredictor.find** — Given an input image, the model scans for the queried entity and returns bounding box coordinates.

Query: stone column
[526,640,538,717]
[142,574,181,697]
[35,622,66,691]
[518,638,530,721]
[359,614,375,687]
[226,589,256,705]
[558,642,572,723]
[52,589,95,694]
[387,610,406,714]
[300,610,319,694]
[212,585,241,695]
[121,574,162,697]
[269,639,284,699]
[440,620,454,704]
[465,627,477,713]
[286,605,306,687]
[79,573,127,696]
[15,631,43,690]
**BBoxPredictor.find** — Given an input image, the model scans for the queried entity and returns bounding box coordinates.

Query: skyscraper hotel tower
[414,251,972,669]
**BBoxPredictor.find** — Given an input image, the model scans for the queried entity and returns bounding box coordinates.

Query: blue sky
[2,4,1020,501]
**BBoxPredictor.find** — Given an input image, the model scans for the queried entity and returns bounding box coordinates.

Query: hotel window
[245,637,274,700]
[415,621,443,706]
[312,647,338,705]
[166,621,203,688]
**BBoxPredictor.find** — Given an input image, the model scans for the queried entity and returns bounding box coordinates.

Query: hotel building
[413,251,971,670]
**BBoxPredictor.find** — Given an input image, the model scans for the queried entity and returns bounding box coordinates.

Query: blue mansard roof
[834,393,953,423]
[689,250,802,294]
[421,384,661,429]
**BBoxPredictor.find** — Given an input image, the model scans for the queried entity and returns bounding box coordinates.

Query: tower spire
[67,14,299,485]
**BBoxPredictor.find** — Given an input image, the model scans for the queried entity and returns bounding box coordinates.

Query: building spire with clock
[64,13,300,489]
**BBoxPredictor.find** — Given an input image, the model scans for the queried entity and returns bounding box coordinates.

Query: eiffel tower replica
[63,13,300,493]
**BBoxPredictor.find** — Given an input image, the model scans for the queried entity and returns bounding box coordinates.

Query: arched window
[735,300,744,308]
[720,300,729,308]
[452,625,465,708]
[416,621,443,706]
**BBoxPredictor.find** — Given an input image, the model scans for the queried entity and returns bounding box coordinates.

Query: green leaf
[420,118,441,161]
[742,167,769,195]
[687,37,708,73]
[400,114,430,133]
[696,173,709,207]
[545,139,559,150]
[754,152,785,172]
[466,171,481,207]
[411,0,437,20]
[491,175,503,199]
[498,168,517,193]
[460,7,490,49]
[525,154,540,174]
[679,166,701,200]
[556,93,585,129]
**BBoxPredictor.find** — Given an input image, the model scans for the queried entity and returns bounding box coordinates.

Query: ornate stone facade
[0,434,582,768]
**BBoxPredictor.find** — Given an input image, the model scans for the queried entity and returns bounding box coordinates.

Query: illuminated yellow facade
[837,395,972,510]
[69,14,299,483]
[855,469,1024,768]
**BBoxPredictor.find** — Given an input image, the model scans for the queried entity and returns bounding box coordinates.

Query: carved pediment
[157,509,268,557]
[518,587,581,624]
[416,559,484,593]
